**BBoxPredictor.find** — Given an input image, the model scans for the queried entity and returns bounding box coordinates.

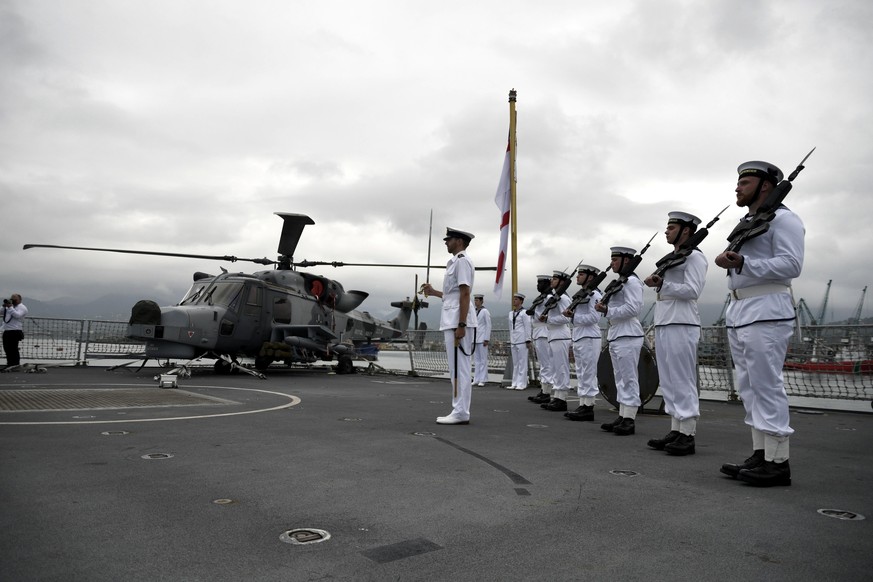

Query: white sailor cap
[473,294,484,300]
[737,161,783,185]
[576,264,601,275]
[610,246,636,257]
[552,270,571,280]
[513,293,526,300]
[443,227,475,243]
[667,211,702,227]
[536,274,552,280]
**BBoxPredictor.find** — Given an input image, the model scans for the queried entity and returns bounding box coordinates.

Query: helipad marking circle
[0,383,300,425]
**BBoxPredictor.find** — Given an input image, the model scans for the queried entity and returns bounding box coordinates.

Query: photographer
[2,294,28,369]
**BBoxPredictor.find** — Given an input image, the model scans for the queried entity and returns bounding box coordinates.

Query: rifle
[565,264,611,313]
[724,147,815,262]
[599,232,657,307]
[539,268,574,319]
[650,206,729,279]
[525,280,552,316]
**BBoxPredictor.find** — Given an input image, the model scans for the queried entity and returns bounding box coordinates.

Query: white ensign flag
[493,139,511,299]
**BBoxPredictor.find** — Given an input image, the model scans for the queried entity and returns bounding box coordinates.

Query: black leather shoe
[527,391,546,402]
[531,393,551,404]
[566,405,594,421]
[613,418,636,436]
[647,430,681,450]
[665,433,695,456]
[738,460,791,487]
[720,449,764,479]
[542,398,567,412]
[601,416,623,432]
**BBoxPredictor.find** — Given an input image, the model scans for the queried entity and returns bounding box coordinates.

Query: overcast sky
[1,0,871,325]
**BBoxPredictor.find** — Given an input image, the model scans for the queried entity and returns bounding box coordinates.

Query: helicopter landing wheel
[254,356,273,371]
[214,359,234,375]
[336,354,355,375]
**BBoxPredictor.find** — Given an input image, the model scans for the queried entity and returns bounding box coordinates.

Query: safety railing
[5,318,872,402]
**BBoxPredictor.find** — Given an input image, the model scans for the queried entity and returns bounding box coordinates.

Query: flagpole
[508,89,518,298]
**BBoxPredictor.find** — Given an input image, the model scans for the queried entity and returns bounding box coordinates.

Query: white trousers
[728,321,795,437]
[510,343,529,388]
[573,337,600,398]
[608,336,644,408]
[534,336,552,386]
[473,342,489,384]
[444,330,473,419]
[655,325,701,421]
[549,338,571,393]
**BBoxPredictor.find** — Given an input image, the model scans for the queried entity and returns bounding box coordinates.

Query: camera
[2,298,11,307]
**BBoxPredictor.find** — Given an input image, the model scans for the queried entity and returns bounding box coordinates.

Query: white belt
[730,284,791,300]
[656,293,680,301]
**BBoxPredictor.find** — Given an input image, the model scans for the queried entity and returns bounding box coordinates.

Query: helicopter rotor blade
[294,259,497,271]
[23,244,277,265]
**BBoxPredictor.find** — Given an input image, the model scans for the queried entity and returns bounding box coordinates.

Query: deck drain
[526,424,548,429]
[413,431,437,437]
[280,528,331,545]
[493,409,509,413]
[213,499,236,505]
[141,453,173,460]
[817,509,865,521]
[340,417,362,422]
[795,409,824,415]
[610,470,639,477]
[835,427,856,431]
[101,431,130,436]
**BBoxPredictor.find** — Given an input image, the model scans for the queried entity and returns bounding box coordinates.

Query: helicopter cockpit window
[180,284,206,305]
[243,285,262,316]
[205,282,244,310]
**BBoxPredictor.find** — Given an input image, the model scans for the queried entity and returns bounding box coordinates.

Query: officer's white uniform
[545,285,572,403]
[726,205,804,459]
[438,234,477,422]
[473,298,492,385]
[530,279,553,394]
[605,271,645,419]
[655,247,707,434]
[570,286,603,406]
[508,297,532,389]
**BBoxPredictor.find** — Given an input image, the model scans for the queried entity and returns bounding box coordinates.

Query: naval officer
[540,270,572,412]
[527,275,554,404]
[564,265,603,422]
[473,294,492,386]
[507,293,532,390]
[421,227,478,425]
[644,212,707,455]
[716,160,804,486]
[596,246,645,436]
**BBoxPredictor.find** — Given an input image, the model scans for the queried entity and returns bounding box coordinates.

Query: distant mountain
[22,292,180,322]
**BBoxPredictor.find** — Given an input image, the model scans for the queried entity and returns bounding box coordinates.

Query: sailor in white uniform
[472,294,492,386]
[716,160,804,486]
[644,212,707,455]
[596,247,645,436]
[527,275,554,404]
[420,227,478,425]
[540,271,572,411]
[507,293,532,390]
[564,265,603,422]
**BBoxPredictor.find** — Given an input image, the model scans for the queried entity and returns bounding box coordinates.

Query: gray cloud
[1,0,871,324]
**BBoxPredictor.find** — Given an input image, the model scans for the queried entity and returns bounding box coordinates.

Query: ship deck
[1,365,871,581]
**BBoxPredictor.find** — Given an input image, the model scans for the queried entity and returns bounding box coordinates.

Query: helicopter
[24,212,450,378]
